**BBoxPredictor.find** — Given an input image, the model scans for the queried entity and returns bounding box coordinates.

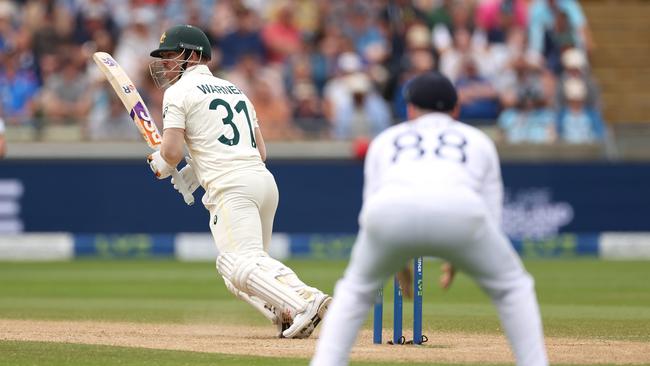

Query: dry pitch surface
[2,319,648,365]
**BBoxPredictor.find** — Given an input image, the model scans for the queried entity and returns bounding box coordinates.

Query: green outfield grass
[1,259,649,365]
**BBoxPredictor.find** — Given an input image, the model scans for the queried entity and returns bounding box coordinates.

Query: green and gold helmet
[150,24,211,60]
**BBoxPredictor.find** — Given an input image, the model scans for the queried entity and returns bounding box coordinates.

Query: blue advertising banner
[75,233,175,259]
[2,160,650,235]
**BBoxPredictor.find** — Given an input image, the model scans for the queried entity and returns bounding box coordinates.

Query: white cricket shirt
[363,112,503,226]
[162,64,264,187]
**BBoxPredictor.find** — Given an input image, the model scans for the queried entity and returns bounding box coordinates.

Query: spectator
[249,77,301,141]
[71,0,118,46]
[0,1,18,53]
[225,51,285,100]
[86,85,140,141]
[393,48,436,120]
[342,4,386,59]
[307,22,350,93]
[557,47,599,108]
[330,72,391,140]
[498,86,556,143]
[292,81,328,138]
[439,27,474,84]
[40,55,92,125]
[528,0,594,61]
[456,56,500,122]
[426,0,453,31]
[0,116,6,158]
[0,50,39,126]
[431,0,478,54]
[164,0,216,27]
[477,27,527,94]
[378,0,428,71]
[218,7,265,70]
[475,0,528,44]
[556,77,605,144]
[113,7,158,86]
[499,53,555,110]
[261,1,302,65]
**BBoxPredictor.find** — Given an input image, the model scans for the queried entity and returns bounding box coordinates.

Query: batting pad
[221,276,278,323]
[217,253,308,314]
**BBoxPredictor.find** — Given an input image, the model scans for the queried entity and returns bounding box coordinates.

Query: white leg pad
[217,252,310,315]
[221,276,278,324]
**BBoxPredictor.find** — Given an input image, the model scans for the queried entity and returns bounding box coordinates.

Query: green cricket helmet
[150,24,212,60]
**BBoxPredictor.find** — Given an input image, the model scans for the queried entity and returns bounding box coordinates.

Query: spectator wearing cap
[498,52,555,110]
[328,71,391,140]
[498,85,556,144]
[323,52,364,119]
[557,47,599,108]
[556,77,605,144]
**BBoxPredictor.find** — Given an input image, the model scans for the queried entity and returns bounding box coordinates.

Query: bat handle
[170,169,195,206]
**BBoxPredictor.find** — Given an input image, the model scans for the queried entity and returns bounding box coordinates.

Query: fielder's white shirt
[162,65,264,187]
[363,112,503,226]
[0,118,5,134]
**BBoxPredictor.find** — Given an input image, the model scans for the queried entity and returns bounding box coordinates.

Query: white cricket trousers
[204,168,278,255]
[311,186,548,366]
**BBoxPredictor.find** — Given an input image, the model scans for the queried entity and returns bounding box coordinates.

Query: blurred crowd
[0,0,606,144]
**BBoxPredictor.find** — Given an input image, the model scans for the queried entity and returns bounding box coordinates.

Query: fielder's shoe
[281,292,332,339]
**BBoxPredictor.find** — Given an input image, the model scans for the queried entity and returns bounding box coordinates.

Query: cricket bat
[92,51,194,205]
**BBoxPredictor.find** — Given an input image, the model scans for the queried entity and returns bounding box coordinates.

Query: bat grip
[170,169,195,206]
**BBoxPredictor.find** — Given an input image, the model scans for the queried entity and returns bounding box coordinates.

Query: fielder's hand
[396,263,414,299]
[171,157,200,194]
[439,262,456,290]
[147,151,174,179]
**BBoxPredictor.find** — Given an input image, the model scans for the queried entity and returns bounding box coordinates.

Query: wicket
[373,257,427,345]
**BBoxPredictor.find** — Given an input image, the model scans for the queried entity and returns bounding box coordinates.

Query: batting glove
[171,157,200,194]
[147,151,174,179]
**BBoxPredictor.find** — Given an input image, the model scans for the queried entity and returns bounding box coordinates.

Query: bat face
[92,51,162,150]
[129,101,162,148]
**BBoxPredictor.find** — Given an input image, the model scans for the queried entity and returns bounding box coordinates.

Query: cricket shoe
[273,307,293,338]
[281,292,332,339]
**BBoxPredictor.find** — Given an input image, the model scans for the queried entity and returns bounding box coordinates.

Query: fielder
[146,24,331,338]
[311,72,548,365]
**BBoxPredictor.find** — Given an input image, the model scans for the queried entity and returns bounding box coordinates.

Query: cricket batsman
[146,24,331,338]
